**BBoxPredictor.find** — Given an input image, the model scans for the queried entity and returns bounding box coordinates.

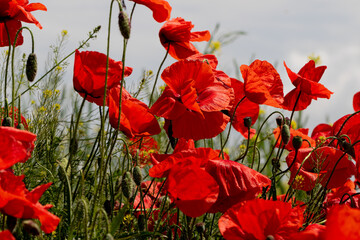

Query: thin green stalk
[3,22,12,106]
[219,96,246,157]
[148,42,170,107]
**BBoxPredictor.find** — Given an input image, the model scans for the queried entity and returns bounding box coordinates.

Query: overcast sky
[18,0,360,130]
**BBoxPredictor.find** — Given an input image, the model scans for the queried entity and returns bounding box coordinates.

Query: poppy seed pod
[243,117,252,128]
[266,235,275,240]
[132,166,142,186]
[118,11,131,39]
[276,115,283,127]
[2,117,12,127]
[195,222,206,234]
[292,136,303,150]
[26,53,37,82]
[121,171,134,199]
[281,124,290,145]
[22,220,41,236]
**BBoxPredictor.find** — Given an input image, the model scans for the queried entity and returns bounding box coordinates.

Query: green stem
[148,42,170,107]
[3,22,11,107]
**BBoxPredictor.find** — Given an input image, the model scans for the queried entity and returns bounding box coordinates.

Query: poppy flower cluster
[0,0,47,47]
[0,126,60,237]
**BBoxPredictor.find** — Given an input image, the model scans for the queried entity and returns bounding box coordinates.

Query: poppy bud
[132,166,142,186]
[243,117,252,128]
[26,53,37,82]
[2,117,12,127]
[284,117,291,126]
[195,222,205,234]
[340,140,355,158]
[292,136,303,150]
[276,115,283,126]
[22,220,41,236]
[281,124,290,145]
[137,214,146,231]
[271,158,280,170]
[266,235,275,240]
[118,11,131,39]
[121,171,134,199]
[16,123,25,130]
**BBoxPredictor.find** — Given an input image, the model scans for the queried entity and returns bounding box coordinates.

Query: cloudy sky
[21,0,360,130]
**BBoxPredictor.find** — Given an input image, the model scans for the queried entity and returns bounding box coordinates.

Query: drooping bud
[2,117,12,127]
[243,117,252,128]
[340,140,355,158]
[276,115,283,127]
[118,10,131,39]
[121,171,134,199]
[26,53,37,82]
[292,136,303,150]
[284,117,291,126]
[281,124,290,145]
[22,220,41,236]
[132,166,142,186]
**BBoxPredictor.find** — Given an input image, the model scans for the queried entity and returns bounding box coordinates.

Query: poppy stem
[3,22,11,109]
[148,42,170,107]
[10,26,33,126]
[219,96,246,158]
[289,90,302,124]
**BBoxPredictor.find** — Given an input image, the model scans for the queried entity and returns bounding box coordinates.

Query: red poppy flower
[205,159,271,213]
[107,85,161,138]
[311,123,332,146]
[325,204,360,240]
[150,60,232,140]
[0,0,46,47]
[149,138,228,178]
[129,0,171,23]
[273,127,316,151]
[353,91,360,112]
[0,230,15,240]
[240,60,284,108]
[219,199,304,240]
[0,126,36,169]
[165,159,219,217]
[0,170,60,234]
[127,137,159,167]
[73,50,132,106]
[286,147,356,191]
[283,60,332,111]
[323,180,360,215]
[159,17,211,60]
[229,78,259,138]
